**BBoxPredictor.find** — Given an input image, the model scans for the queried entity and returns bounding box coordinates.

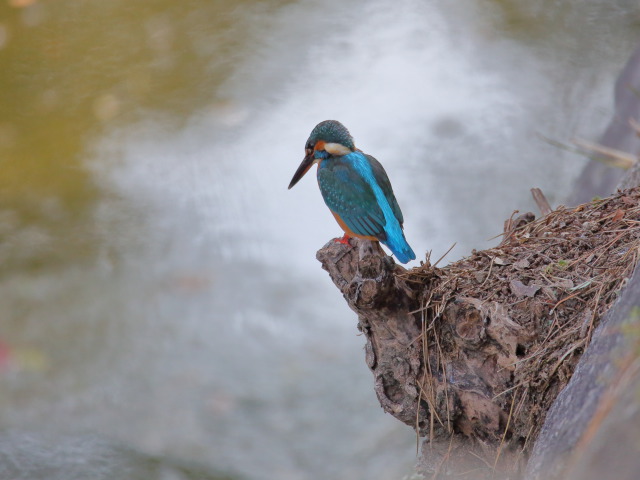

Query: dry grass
[404,187,640,445]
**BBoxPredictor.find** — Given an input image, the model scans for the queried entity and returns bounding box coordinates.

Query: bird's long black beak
[288,151,315,189]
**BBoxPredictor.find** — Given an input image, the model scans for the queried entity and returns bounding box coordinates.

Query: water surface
[0,1,638,479]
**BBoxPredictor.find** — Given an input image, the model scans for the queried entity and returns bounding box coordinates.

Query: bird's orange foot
[335,233,351,245]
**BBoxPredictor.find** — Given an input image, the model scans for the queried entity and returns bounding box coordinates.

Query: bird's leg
[335,233,351,245]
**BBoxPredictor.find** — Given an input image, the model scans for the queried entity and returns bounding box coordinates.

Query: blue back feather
[317,151,415,263]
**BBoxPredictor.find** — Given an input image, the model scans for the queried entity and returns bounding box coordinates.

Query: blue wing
[317,160,387,240]
[364,154,404,225]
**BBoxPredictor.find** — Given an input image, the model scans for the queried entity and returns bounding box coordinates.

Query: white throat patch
[324,142,352,156]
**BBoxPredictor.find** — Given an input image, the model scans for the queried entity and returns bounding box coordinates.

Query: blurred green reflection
[0,0,282,271]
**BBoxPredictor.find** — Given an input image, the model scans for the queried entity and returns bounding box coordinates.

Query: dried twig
[531,187,553,216]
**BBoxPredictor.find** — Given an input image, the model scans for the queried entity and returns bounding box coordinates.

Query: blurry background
[0,1,638,479]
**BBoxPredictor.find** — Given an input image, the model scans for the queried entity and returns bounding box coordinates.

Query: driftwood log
[317,187,640,479]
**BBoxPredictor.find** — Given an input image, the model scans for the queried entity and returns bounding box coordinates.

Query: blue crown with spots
[307,120,355,150]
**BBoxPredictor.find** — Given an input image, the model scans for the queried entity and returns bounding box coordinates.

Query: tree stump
[317,188,640,479]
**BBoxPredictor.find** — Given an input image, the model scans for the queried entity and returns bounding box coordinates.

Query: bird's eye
[305,147,313,156]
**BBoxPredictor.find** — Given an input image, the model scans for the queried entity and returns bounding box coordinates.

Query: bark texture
[317,240,523,477]
[316,241,426,429]
[317,187,640,479]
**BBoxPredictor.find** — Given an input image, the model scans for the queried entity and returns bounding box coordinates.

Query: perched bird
[288,120,416,264]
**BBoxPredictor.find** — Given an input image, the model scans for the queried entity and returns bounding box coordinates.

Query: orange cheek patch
[313,140,326,152]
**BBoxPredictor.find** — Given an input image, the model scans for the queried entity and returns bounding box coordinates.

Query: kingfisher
[288,120,416,264]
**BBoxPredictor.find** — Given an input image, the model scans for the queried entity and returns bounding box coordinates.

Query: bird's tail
[384,232,416,264]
